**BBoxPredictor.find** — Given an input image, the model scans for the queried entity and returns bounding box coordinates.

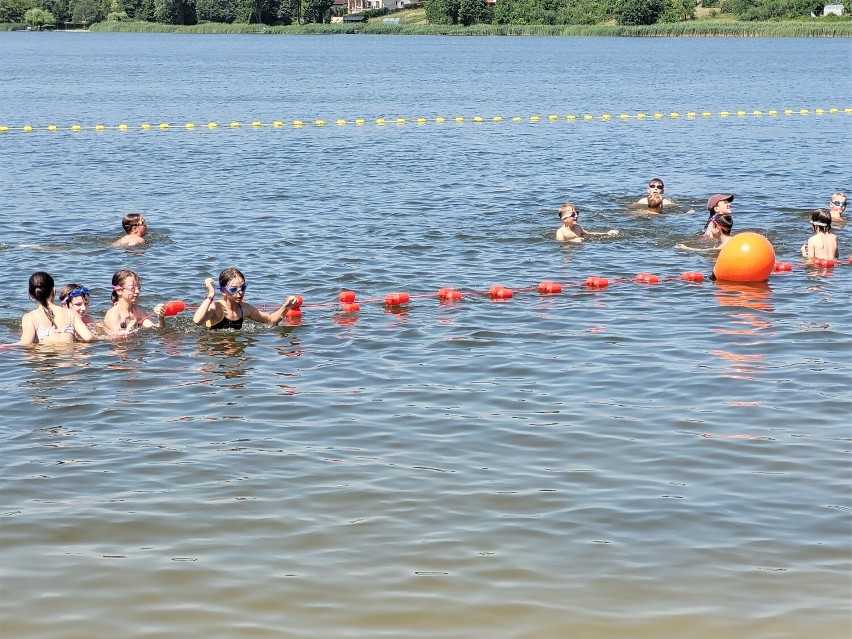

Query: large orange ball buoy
[713,232,775,283]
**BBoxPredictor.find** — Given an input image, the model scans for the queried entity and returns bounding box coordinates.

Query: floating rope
[2,107,849,135]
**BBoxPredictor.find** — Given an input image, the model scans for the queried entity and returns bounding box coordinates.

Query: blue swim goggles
[220,284,248,295]
[60,287,89,302]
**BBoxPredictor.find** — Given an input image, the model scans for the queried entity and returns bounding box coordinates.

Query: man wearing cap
[703,194,734,235]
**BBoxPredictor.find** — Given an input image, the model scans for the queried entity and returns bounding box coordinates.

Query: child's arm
[676,243,720,253]
[246,297,300,325]
[73,313,94,342]
[193,278,218,326]
[19,314,36,346]
[141,304,165,329]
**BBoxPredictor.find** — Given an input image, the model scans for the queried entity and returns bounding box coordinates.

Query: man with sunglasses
[635,179,674,207]
[112,212,149,248]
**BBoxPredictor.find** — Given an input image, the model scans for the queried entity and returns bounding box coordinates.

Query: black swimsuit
[209,303,244,330]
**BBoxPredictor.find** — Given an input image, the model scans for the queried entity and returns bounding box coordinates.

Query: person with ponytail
[19,272,94,345]
[103,269,166,334]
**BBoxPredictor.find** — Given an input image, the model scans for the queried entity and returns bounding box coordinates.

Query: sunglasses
[832,200,847,207]
[220,284,248,295]
[649,184,663,190]
[60,287,89,302]
[561,212,579,221]
[131,218,147,226]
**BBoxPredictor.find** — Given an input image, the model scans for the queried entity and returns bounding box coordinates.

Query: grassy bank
[86,19,852,36]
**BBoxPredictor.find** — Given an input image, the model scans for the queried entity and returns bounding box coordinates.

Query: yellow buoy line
[1,107,849,135]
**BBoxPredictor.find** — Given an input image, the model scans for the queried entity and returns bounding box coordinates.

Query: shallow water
[1,34,850,638]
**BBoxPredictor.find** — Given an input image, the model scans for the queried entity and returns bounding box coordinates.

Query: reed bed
[85,20,852,37]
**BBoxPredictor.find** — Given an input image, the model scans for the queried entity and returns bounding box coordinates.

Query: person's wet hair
[59,283,89,306]
[811,209,832,232]
[219,267,246,288]
[714,213,733,233]
[111,269,139,304]
[121,213,146,234]
[29,271,56,328]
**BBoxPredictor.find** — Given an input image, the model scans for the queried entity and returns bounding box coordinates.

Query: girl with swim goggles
[192,267,300,331]
[103,269,166,334]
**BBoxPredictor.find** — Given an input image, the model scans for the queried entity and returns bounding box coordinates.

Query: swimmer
[103,269,165,333]
[641,193,664,215]
[59,283,95,326]
[801,210,839,261]
[112,213,148,248]
[19,272,94,346]
[192,268,301,330]
[825,192,846,222]
[635,179,674,206]
[700,194,734,235]
[676,213,734,252]
[555,204,619,243]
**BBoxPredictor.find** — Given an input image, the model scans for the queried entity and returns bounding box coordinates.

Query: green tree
[40,0,71,23]
[457,0,488,24]
[154,0,195,23]
[659,0,695,21]
[302,0,332,22]
[71,0,104,23]
[195,0,236,21]
[24,5,54,23]
[0,0,38,22]
[425,0,459,24]
[617,0,665,24]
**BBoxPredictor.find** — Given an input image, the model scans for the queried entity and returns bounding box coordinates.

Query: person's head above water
[647,193,664,212]
[811,209,832,232]
[647,179,665,196]
[121,213,148,236]
[558,203,579,224]
[707,193,734,214]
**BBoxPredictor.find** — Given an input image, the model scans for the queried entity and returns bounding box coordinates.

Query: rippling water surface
[1,34,850,638]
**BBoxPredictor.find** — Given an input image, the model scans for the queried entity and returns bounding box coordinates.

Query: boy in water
[801,210,839,261]
[112,213,148,247]
[826,192,846,222]
[635,179,674,206]
[555,203,619,242]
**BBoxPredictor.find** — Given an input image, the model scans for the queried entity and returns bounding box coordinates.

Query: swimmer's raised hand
[204,277,217,296]
[152,303,165,318]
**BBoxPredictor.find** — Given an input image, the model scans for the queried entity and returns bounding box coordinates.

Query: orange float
[713,232,775,283]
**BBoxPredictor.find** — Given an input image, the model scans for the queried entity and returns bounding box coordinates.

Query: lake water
[1,33,850,639]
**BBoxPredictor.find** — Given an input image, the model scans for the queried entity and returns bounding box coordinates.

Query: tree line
[0,0,833,28]
[426,0,829,27]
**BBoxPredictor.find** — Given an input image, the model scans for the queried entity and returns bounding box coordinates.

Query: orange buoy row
[285,294,304,319]
[489,285,514,299]
[586,277,609,289]
[438,287,463,301]
[812,258,836,267]
[338,290,360,313]
[384,292,410,306]
[538,281,563,294]
[636,273,660,284]
[773,261,794,272]
[681,272,705,283]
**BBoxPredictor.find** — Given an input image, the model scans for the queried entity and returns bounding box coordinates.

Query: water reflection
[19,344,94,404]
[196,334,255,381]
[710,282,774,380]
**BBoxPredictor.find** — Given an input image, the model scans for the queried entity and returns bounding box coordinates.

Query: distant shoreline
[76,20,850,37]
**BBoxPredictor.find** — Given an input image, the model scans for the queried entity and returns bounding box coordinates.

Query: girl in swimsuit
[192,267,300,331]
[59,283,95,326]
[19,272,94,345]
[103,269,165,335]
